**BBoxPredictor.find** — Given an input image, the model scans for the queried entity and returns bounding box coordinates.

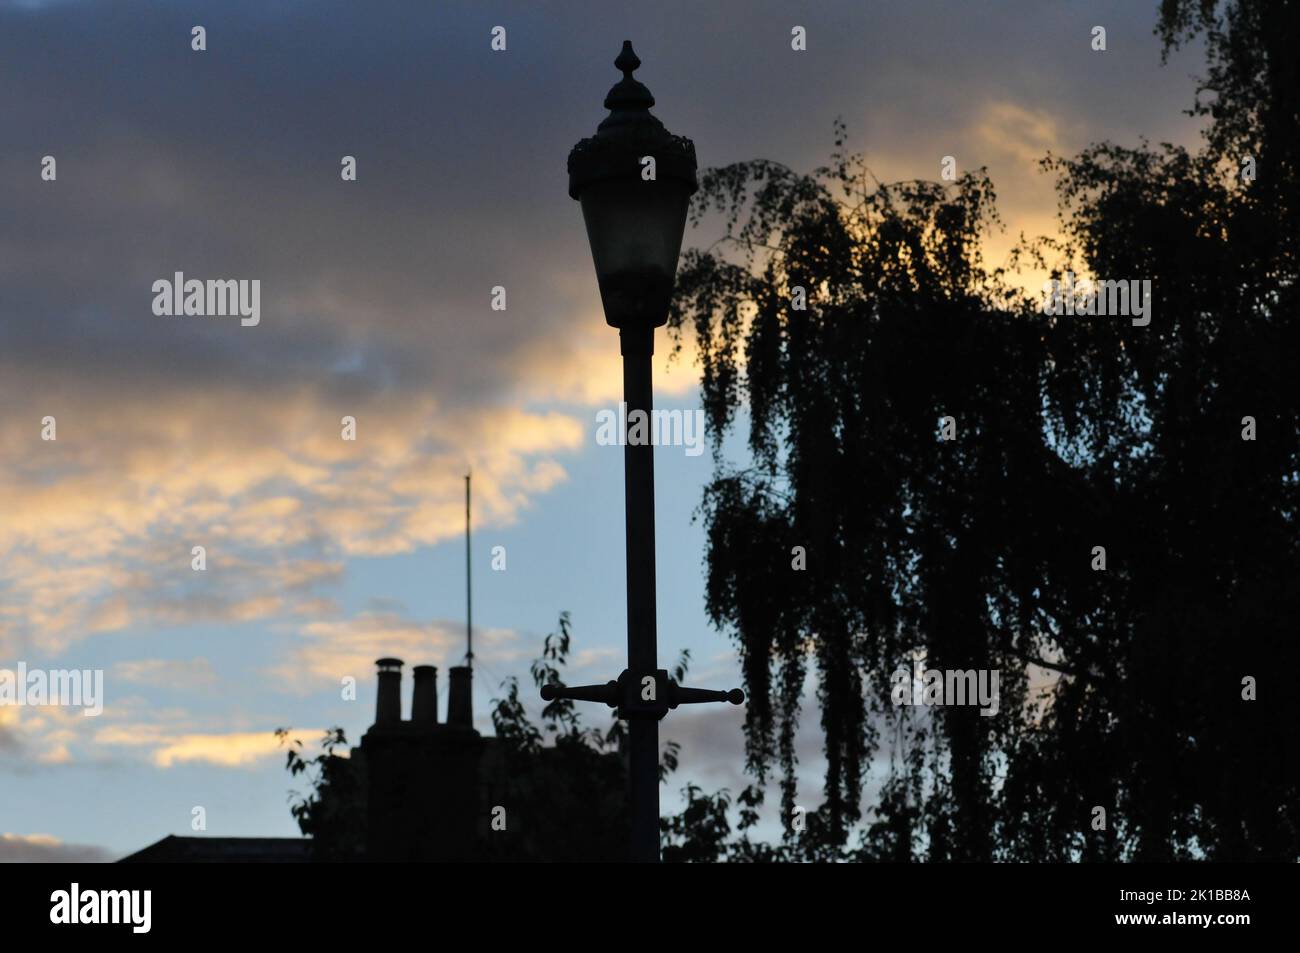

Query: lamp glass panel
[580,178,690,327]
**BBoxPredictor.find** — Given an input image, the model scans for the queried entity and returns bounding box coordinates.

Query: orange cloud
[0,379,588,655]
[270,611,521,693]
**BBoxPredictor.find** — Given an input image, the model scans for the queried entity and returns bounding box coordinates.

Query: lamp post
[546,41,744,864]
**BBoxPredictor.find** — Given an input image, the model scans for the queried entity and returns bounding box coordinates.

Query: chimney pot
[412,665,439,726]
[375,658,404,725]
[447,666,473,727]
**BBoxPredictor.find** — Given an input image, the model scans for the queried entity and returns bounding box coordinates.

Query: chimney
[447,665,472,727]
[375,658,403,725]
[411,665,439,726]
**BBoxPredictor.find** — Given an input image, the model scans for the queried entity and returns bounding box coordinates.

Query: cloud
[112,658,218,692]
[0,387,583,654]
[0,707,21,754]
[150,730,310,769]
[275,612,461,690]
[90,724,319,769]
[2,690,292,771]
[972,100,1066,167]
[0,0,1203,665]
[270,610,523,692]
[0,832,114,863]
[0,701,93,766]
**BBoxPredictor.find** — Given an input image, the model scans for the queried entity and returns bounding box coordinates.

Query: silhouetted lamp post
[545,41,744,863]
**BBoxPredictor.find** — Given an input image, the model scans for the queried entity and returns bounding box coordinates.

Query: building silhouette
[355,658,484,861]
[121,658,627,862]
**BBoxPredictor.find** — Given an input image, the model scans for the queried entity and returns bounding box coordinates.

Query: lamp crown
[568,40,698,202]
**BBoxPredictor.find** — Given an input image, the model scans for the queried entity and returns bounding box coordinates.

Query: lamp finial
[615,41,640,79]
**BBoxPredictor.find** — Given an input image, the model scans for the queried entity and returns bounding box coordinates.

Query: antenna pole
[465,471,473,670]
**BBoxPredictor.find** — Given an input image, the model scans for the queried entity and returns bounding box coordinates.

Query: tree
[665,0,1299,860]
[274,726,365,861]
[1009,0,1300,860]
[481,611,629,861]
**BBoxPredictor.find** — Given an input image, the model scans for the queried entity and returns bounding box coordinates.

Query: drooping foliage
[667,0,1300,860]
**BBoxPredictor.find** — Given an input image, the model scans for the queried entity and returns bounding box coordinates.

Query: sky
[0,0,1206,860]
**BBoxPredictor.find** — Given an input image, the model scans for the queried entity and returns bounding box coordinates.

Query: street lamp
[547,41,744,864]
[568,41,697,335]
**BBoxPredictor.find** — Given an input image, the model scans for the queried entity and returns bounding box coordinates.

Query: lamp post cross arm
[541,669,745,720]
